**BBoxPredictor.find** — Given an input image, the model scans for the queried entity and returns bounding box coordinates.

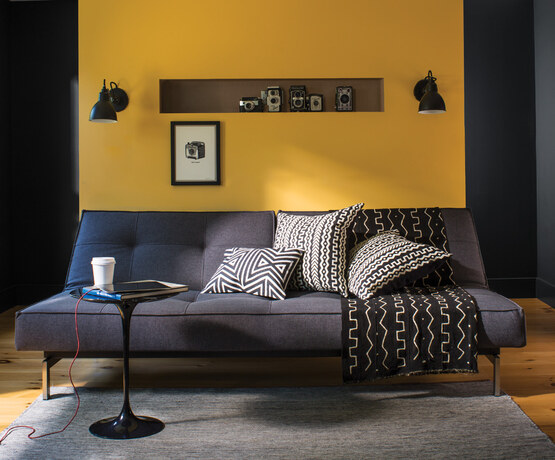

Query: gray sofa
[15,208,526,399]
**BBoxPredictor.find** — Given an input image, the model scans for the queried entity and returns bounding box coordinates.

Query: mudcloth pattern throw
[350,207,455,287]
[341,286,478,383]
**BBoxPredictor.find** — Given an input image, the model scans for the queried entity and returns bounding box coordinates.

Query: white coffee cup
[91,257,116,286]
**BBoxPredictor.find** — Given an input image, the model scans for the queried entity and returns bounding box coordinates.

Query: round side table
[71,288,186,439]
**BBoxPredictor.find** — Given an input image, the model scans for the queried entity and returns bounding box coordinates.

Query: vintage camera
[289,85,308,111]
[185,141,205,160]
[307,94,323,112]
[265,86,282,112]
[239,97,264,112]
[335,86,353,111]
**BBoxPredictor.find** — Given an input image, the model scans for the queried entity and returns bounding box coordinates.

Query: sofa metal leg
[486,354,501,396]
[42,356,61,400]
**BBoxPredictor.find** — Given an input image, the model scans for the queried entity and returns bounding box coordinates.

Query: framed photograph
[171,121,220,185]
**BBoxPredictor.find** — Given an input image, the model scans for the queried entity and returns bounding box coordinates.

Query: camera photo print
[171,121,220,185]
[185,141,206,160]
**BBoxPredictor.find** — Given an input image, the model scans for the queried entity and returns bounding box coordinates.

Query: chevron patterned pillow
[348,231,451,300]
[273,203,364,297]
[201,247,303,300]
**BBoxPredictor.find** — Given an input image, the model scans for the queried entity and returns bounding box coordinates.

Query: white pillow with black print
[348,230,451,300]
[273,203,364,297]
[201,247,303,300]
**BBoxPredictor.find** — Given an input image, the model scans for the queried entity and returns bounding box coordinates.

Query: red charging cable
[0,289,92,445]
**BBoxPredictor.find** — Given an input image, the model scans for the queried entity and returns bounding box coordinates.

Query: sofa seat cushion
[14,290,344,353]
[464,287,526,349]
[14,291,199,352]
[15,287,525,354]
[192,290,342,315]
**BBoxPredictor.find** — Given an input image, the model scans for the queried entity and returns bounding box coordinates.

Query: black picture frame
[171,121,221,185]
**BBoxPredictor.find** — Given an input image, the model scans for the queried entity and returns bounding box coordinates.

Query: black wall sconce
[413,70,446,114]
[89,79,129,123]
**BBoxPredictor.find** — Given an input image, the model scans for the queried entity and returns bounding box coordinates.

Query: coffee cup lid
[91,257,116,265]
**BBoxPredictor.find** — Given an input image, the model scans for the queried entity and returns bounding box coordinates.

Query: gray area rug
[1,382,553,459]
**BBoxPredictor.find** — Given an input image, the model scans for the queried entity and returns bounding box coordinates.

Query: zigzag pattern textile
[274,203,363,297]
[201,247,303,300]
[341,285,479,383]
[350,208,455,287]
[348,231,451,299]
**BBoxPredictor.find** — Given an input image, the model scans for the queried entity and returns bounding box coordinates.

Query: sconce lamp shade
[419,91,446,114]
[413,70,446,114]
[89,80,129,123]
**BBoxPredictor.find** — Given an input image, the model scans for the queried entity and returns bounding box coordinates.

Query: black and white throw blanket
[342,208,478,382]
[342,286,478,383]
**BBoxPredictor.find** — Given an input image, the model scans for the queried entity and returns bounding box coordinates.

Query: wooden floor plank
[0,299,554,442]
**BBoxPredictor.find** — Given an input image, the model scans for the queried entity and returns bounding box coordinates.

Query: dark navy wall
[0,0,15,311]
[534,0,555,307]
[5,0,79,309]
[464,0,537,297]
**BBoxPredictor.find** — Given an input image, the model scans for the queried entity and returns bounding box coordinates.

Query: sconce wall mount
[413,70,446,114]
[89,80,129,123]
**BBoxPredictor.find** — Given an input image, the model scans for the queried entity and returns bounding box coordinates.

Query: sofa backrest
[65,208,487,293]
[441,208,488,288]
[65,211,276,291]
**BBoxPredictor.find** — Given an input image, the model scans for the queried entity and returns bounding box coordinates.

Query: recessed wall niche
[159,78,384,113]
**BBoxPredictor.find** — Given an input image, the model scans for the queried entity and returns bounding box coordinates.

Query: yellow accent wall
[79,0,464,211]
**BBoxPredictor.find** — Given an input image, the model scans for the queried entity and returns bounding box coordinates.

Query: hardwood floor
[1,298,553,441]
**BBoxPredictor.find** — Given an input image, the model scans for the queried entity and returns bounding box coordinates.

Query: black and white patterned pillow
[273,203,363,297]
[348,231,451,300]
[201,247,303,300]
[349,208,455,287]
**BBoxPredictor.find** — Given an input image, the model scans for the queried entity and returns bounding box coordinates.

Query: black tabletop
[69,288,184,304]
